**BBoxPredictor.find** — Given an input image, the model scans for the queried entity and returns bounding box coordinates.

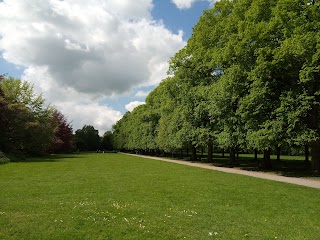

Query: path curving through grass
[122,153,320,189]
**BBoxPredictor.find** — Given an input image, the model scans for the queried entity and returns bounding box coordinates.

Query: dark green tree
[74,125,100,151]
[100,131,113,151]
[0,74,8,151]
[0,77,55,155]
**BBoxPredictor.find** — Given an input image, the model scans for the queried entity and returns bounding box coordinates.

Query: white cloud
[171,0,219,9]
[58,102,122,135]
[125,101,145,112]
[0,0,185,96]
[0,0,186,131]
[22,66,122,135]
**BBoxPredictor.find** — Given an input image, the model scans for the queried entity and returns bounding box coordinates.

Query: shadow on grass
[178,153,320,179]
[11,153,83,163]
[206,156,320,179]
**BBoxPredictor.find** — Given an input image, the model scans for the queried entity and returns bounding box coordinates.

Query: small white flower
[209,232,218,236]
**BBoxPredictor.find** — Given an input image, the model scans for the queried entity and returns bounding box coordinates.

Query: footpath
[122,153,320,189]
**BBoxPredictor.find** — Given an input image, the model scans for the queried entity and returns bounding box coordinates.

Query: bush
[0,151,10,164]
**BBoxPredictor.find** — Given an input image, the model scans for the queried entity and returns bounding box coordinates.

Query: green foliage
[112,0,320,170]
[74,125,100,151]
[100,131,114,151]
[0,77,55,155]
[0,151,10,164]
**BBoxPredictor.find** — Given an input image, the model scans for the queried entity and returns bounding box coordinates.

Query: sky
[0,0,219,135]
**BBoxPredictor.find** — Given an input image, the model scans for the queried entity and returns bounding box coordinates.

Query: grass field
[0,153,319,240]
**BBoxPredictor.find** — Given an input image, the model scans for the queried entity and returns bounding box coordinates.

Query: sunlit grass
[0,153,319,239]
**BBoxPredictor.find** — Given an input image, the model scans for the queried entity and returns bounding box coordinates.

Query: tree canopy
[112,0,320,171]
[74,125,100,151]
[0,76,73,156]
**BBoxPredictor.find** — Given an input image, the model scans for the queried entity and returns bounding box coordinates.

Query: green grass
[0,153,319,240]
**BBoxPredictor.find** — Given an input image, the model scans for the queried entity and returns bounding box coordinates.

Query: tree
[100,131,113,151]
[112,112,131,151]
[111,0,320,172]
[169,2,248,163]
[235,0,320,170]
[74,125,100,151]
[48,110,73,153]
[0,77,55,155]
[0,74,8,151]
[151,77,189,154]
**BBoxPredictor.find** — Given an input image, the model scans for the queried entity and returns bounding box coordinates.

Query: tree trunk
[207,141,213,163]
[201,147,204,160]
[186,147,189,157]
[180,148,183,159]
[191,146,197,161]
[276,146,281,161]
[254,149,258,162]
[222,148,225,158]
[307,90,320,171]
[236,147,239,161]
[304,143,309,163]
[263,148,272,169]
[229,147,236,167]
[311,140,320,171]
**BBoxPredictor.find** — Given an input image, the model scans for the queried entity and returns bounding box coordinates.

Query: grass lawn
[0,153,319,240]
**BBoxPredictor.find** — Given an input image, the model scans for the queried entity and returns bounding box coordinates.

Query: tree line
[112,0,320,171]
[0,75,113,158]
[0,75,73,156]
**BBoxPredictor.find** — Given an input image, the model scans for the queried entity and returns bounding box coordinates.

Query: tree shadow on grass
[11,153,83,163]
[209,154,320,179]
[180,153,319,179]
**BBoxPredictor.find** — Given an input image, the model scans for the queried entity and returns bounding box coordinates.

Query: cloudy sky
[0,0,218,135]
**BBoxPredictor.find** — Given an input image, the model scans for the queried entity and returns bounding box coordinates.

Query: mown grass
[0,153,319,240]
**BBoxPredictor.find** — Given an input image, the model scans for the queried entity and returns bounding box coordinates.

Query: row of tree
[0,75,73,155]
[0,75,114,156]
[113,0,320,171]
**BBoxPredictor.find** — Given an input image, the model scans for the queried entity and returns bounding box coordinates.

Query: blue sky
[152,0,210,39]
[0,0,215,134]
[104,0,211,115]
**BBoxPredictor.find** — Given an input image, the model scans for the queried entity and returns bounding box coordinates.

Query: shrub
[0,151,10,164]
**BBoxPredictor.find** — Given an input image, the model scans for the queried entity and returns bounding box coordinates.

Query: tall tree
[0,74,8,151]
[236,0,320,170]
[0,77,55,155]
[100,131,113,151]
[74,125,100,151]
[183,1,246,164]
[48,110,73,153]
[112,112,131,151]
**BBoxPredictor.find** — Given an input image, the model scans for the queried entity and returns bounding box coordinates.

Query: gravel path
[122,153,320,189]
